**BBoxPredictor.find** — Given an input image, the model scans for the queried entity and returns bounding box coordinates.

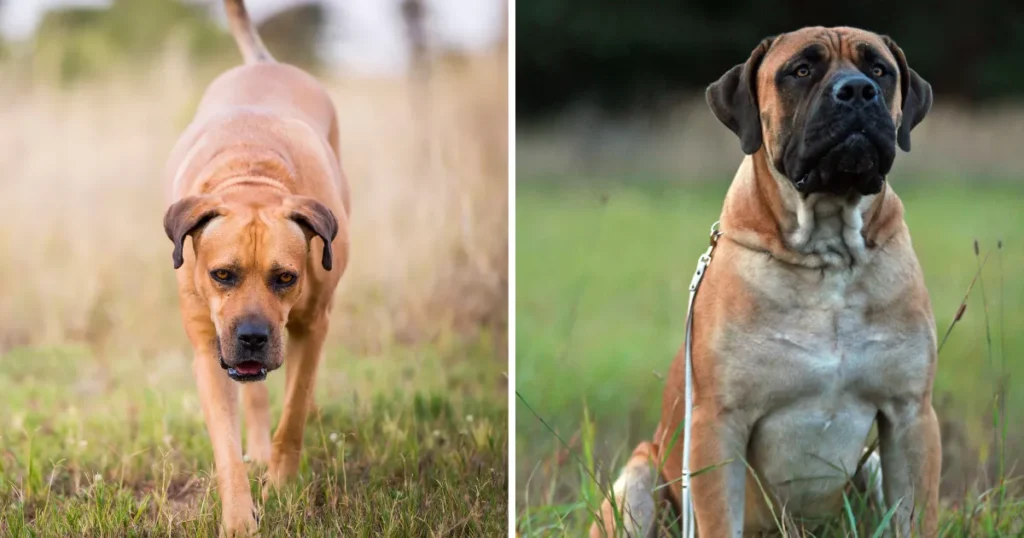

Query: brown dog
[163,1,349,534]
[591,27,939,537]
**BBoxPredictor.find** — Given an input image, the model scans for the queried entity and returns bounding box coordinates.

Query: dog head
[707,26,932,196]
[164,191,338,382]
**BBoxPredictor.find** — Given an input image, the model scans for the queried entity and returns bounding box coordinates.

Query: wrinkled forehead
[200,208,307,268]
[759,27,897,82]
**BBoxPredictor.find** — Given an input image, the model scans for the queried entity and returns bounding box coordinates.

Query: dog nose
[832,75,879,107]
[237,321,269,350]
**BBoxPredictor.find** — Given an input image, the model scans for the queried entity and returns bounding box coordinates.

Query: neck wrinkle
[719,150,901,269]
[212,175,291,197]
[752,149,790,237]
[860,181,904,249]
[718,150,805,264]
[197,146,297,195]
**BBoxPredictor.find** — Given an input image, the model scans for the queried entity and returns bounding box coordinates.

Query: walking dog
[163,1,349,534]
[591,27,939,537]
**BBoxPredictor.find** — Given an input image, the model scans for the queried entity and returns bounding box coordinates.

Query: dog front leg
[268,315,328,488]
[193,347,256,536]
[689,408,749,538]
[878,401,941,538]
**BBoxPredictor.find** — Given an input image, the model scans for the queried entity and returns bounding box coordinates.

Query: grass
[0,40,508,536]
[515,177,1024,536]
[0,337,507,536]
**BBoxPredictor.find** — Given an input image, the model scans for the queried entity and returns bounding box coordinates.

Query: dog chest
[716,307,930,408]
[702,254,934,517]
[714,250,934,410]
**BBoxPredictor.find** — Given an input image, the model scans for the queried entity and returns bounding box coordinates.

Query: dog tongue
[234,361,263,375]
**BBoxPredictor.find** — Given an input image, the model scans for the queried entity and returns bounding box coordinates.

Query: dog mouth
[793,131,888,196]
[215,333,275,383]
[219,357,268,383]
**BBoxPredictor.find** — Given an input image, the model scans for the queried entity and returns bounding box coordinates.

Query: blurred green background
[516,0,1024,534]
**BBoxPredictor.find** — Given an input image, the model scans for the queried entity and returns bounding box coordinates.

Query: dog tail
[224,0,273,64]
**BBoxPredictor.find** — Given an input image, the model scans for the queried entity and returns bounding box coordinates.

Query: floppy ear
[163,196,223,269]
[706,37,774,155]
[884,36,933,152]
[287,196,338,271]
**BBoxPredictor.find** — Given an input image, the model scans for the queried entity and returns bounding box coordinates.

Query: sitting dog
[163,0,349,534]
[591,27,938,537]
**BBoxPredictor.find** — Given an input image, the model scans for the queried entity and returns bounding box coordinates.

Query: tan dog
[163,1,349,534]
[592,27,939,537]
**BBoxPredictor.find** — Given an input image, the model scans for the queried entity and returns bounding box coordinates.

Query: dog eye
[275,272,297,287]
[871,65,886,77]
[211,269,235,284]
[795,65,811,78]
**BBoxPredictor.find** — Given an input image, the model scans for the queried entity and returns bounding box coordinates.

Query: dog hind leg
[241,383,272,465]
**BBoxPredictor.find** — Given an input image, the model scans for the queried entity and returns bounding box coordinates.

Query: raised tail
[223,0,273,63]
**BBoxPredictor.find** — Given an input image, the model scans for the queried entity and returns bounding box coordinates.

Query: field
[0,46,509,536]
[2,340,506,536]
[516,177,1024,535]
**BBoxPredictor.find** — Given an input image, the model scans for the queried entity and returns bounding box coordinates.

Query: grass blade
[973,240,994,366]
[870,498,903,538]
[843,491,859,538]
[938,249,991,354]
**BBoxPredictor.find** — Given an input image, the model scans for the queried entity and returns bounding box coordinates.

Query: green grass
[0,335,507,536]
[515,176,1024,536]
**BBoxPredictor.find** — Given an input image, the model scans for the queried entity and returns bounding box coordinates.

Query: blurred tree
[27,0,323,85]
[402,0,428,72]
[33,0,229,84]
[258,3,325,68]
[517,0,1024,118]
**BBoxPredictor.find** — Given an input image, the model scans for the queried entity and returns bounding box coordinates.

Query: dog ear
[706,37,774,155]
[287,196,338,271]
[163,196,223,269]
[884,36,933,152]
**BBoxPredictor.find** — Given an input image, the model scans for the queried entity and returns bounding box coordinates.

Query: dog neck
[719,150,904,270]
[175,140,297,198]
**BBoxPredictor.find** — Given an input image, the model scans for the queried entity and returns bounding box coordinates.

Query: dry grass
[0,48,508,355]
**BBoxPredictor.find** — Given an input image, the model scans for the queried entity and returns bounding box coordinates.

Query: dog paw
[589,442,659,538]
[219,512,258,537]
[267,450,300,489]
[218,492,259,537]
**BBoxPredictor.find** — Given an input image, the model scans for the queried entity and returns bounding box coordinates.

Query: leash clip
[689,222,722,292]
[709,220,722,247]
[689,256,710,292]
